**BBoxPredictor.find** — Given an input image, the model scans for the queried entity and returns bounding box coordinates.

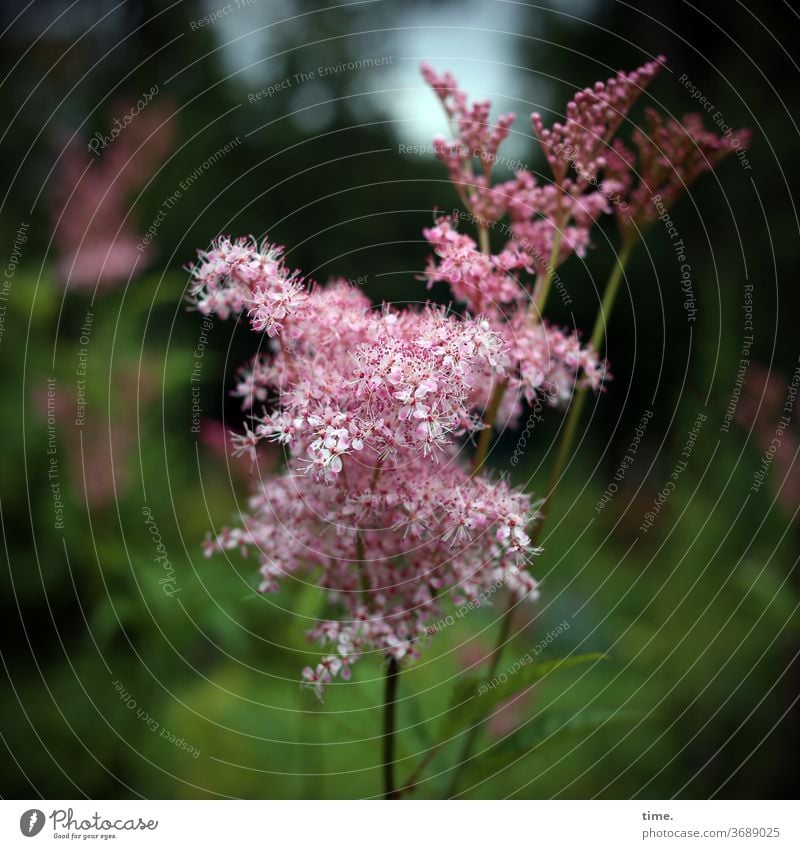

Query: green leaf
[441,652,608,739]
[464,708,656,784]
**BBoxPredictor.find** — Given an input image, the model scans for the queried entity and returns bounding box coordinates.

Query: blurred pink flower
[199,418,277,482]
[36,365,155,508]
[457,639,534,738]
[736,363,800,516]
[50,100,174,290]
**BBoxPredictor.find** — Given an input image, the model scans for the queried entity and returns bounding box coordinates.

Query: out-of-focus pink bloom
[36,365,155,508]
[199,418,277,482]
[50,101,174,290]
[735,364,800,516]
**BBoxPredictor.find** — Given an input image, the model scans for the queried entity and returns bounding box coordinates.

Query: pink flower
[420,61,661,277]
[532,58,665,186]
[50,101,175,290]
[503,171,610,271]
[423,216,528,313]
[187,236,308,336]
[193,236,542,692]
[502,312,607,409]
[421,63,517,226]
[189,56,749,699]
[605,108,752,228]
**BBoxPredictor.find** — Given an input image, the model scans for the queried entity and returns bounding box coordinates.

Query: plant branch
[472,379,507,475]
[530,210,567,320]
[445,238,637,797]
[589,237,635,352]
[477,224,491,254]
[383,655,400,799]
[474,209,565,475]
[538,236,636,520]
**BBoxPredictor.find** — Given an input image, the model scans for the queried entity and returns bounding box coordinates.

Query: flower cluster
[188,236,307,331]
[605,108,753,228]
[503,171,610,272]
[532,58,665,185]
[421,63,516,226]
[420,59,665,278]
[423,57,750,268]
[422,215,606,420]
[190,243,541,694]
[191,55,750,697]
[422,216,531,312]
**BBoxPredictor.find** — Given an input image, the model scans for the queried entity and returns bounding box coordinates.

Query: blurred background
[0,0,798,799]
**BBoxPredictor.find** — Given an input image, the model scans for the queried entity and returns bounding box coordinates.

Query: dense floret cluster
[189,56,749,694]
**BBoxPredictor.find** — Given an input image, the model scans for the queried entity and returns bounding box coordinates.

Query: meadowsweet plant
[187,56,749,798]
[52,100,174,289]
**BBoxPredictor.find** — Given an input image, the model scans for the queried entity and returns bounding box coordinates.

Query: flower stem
[589,237,635,352]
[469,208,502,472]
[383,656,400,799]
[444,593,514,797]
[530,210,567,320]
[472,379,507,475]
[477,224,491,254]
[473,213,566,474]
[540,236,635,514]
[445,238,636,797]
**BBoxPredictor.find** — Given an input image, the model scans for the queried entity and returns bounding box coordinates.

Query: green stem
[538,237,635,521]
[530,212,566,319]
[401,594,515,797]
[469,211,500,473]
[589,237,635,352]
[444,593,515,797]
[445,238,637,797]
[472,380,507,475]
[477,224,490,254]
[383,656,400,799]
[400,740,443,797]
[473,210,565,475]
